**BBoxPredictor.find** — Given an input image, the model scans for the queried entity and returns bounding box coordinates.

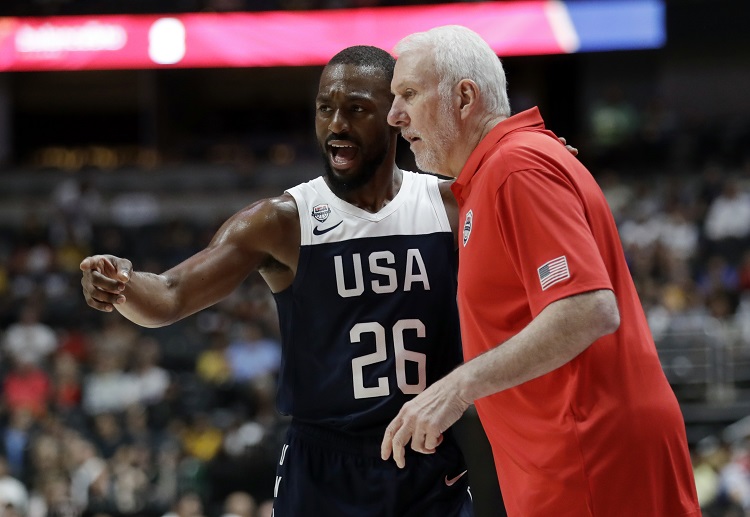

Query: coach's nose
[388,97,409,129]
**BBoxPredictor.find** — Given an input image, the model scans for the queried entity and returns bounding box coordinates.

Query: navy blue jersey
[274,170,462,434]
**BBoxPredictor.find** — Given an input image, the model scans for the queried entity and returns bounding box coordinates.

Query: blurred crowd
[0,189,287,516]
[583,87,750,351]
[599,165,750,343]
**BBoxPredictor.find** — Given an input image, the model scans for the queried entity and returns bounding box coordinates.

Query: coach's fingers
[424,432,444,452]
[409,428,425,453]
[557,136,579,156]
[381,421,397,461]
[391,425,414,469]
[410,426,442,454]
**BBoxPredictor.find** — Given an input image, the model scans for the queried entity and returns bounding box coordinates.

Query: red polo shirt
[451,108,699,517]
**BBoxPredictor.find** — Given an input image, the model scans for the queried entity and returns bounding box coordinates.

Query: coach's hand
[80,254,133,312]
[381,373,471,468]
[559,137,578,156]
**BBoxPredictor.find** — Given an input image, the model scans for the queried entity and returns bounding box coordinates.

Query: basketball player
[80,46,472,517]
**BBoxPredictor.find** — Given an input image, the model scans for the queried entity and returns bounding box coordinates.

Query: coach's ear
[457,79,479,120]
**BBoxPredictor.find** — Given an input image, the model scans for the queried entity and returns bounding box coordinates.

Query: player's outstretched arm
[80,195,299,328]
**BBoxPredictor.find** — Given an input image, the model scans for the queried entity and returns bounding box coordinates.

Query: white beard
[414,98,459,175]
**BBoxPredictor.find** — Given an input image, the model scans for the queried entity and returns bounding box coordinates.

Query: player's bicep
[164,200,283,315]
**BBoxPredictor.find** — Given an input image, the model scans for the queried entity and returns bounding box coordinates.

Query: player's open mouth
[328,141,360,170]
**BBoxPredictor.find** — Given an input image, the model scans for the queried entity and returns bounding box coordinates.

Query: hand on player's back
[559,137,578,156]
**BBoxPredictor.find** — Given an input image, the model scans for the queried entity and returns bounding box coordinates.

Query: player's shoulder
[399,170,458,224]
[435,176,456,189]
[265,192,299,216]
[399,169,456,211]
[238,192,297,215]
[229,193,299,233]
[436,177,457,207]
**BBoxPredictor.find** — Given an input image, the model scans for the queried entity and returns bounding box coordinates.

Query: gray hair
[394,25,510,118]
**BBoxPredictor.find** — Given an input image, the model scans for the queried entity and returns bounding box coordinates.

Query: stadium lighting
[0,0,665,71]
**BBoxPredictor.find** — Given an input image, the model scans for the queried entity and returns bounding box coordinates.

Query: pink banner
[0,2,563,71]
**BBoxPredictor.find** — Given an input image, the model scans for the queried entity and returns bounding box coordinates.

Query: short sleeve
[496,168,613,317]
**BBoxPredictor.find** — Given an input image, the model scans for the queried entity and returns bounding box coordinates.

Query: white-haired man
[381,25,701,517]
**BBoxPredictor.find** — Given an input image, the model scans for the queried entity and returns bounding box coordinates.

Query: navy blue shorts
[271,421,473,517]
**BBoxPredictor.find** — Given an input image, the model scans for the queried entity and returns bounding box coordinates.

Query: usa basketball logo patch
[463,210,473,247]
[312,204,330,222]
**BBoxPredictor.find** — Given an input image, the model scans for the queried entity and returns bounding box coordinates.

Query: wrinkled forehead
[393,50,439,89]
[318,63,392,99]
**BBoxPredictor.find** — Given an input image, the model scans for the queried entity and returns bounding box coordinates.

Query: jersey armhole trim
[286,187,311,246]
[427,175,453,233]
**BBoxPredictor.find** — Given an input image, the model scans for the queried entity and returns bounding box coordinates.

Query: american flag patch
[538,256,570,291]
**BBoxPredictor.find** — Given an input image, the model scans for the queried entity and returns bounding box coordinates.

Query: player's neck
[343,165,403,213]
